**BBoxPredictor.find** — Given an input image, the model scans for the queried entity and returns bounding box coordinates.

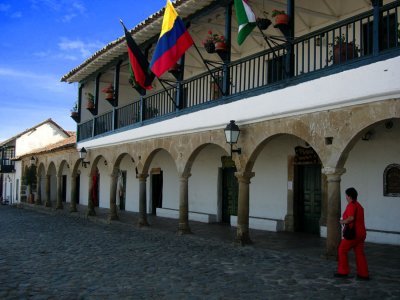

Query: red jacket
[342,200,366,239]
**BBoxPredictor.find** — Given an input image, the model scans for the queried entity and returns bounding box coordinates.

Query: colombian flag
[150,0,194,78]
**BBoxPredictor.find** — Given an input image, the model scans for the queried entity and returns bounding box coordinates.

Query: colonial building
[0,119,71,204]
[59,0,399,255]
[16,133,77,209]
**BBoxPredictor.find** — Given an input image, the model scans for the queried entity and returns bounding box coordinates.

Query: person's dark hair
[345,187,358,200]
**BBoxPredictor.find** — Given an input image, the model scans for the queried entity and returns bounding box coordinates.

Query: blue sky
[0,0,166,142]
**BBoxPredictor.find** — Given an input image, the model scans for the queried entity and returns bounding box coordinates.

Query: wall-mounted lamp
[224,120,242,157]
[30,156,37,166]
[361,131,373,141]
[79,147,91,168]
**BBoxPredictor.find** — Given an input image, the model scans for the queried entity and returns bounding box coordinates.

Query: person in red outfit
[335,187,370,280]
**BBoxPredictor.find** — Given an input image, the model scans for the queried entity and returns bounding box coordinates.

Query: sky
[0,0,166,142]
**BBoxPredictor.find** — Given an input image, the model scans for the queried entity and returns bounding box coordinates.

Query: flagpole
[192,43,225,97]
[256,25,280,61]
[157,78,178,108]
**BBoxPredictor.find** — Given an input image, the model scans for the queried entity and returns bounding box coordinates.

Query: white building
[0,119,70,204]
[55,0,400,254]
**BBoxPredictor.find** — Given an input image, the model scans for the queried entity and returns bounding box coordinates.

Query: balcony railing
[78,2,400,142]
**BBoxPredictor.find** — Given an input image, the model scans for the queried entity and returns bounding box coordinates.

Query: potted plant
[101,84,114,101]
[329,35,359,64]
[214,33,226,52]
[86,92,95,109]
[272,9,289,26]
[202,30,226,53]
[256,12,271,31]
[70,101,79,121]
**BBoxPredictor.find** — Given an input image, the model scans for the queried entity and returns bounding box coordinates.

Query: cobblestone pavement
[0,205,399,300]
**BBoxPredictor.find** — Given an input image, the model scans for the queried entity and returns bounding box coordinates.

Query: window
[383,164,400,197]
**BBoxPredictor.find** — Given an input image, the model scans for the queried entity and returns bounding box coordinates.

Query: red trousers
[337,238,369,277]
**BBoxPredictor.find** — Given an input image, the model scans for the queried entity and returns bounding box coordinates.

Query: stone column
[44,175,52,207]
[235,172,255,245]
[86,174,96,216]
[70,174,78,212]
[138,173,149,227]
[35,175,42,205]
[108,170,119,221]
[178,173,191,235]
[56,175,63,209]
[323,167,346,259]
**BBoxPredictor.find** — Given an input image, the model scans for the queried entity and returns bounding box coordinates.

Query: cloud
[0,3,10,12]
[10,11,22,18]
[61,13,77,23]
[58,38,103,59]
[0,66,76,93]
[29,0,86,23]
[0,3,21,18]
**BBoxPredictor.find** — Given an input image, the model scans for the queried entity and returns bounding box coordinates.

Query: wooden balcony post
[286,0,295,78]
[372,0,383,55]
[222,0,232,96]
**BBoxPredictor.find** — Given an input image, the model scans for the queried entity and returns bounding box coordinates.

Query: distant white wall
[16,122,67,157]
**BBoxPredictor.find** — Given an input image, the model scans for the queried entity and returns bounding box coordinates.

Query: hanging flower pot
[203,30,226,54]
[86,93,95,109]
[275,13,289,25]
[204,41,215,53]
[101,84,114,101]
[272,9,289,26]
[215,41,227,52]
[256,18,272,30]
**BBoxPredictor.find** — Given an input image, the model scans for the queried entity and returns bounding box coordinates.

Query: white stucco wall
[14,161,22,203]
[250,136,301,221]
[120,155,139,212]
[341,121,400,243]
[79,169,89,206]
[189,144,225,215]
[148,150,179,211]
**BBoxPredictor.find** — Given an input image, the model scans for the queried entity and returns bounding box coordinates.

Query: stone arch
[141,148,175,175]
[182,142,229,176]
[112,152,137,212]
[337,117,400,170]
[243,132,324,234]
[57,160,70,177]
[244,132,318,174]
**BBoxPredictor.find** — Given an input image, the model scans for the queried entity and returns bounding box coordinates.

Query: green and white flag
[234,0,256,45]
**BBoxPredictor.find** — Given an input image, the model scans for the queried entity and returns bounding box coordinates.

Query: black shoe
[357,275,370,281]
[334,273,348,278]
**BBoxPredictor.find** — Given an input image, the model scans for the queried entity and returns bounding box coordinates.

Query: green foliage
[23,165,37,186]
[271,9,286,17]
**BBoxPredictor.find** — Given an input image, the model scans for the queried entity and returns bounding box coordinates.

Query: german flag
[121,21,154,91]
